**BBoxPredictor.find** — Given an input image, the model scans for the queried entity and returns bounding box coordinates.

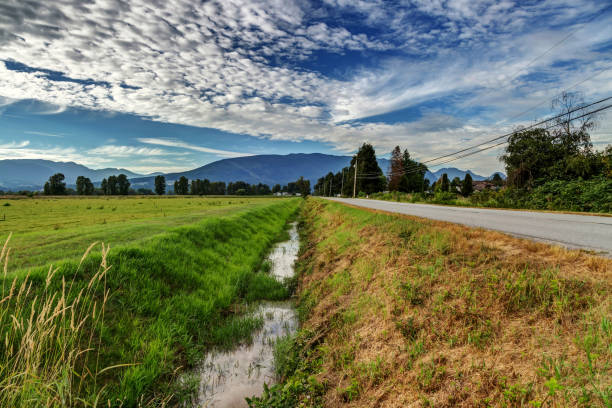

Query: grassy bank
[370,176,612,213]
[0,198,300,407]
[0,196,281,270]
[251,198,611,407]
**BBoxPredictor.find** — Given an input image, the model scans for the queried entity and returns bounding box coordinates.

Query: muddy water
[193,222,299,408]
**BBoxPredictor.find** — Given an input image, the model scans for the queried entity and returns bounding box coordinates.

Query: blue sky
[0,0,611,175]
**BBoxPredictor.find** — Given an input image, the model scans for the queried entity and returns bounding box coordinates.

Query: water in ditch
[192,222,299,408]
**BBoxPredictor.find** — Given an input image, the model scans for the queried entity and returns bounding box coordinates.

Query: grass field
[0,196,281,270]
[0,196,301,407]
[251,198,611,407]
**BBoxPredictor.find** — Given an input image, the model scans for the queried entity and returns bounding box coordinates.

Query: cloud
[24,130,64,138]
[0,0,610,175]
[0,141,109,166]
[137,138,253,157]
[87,145,173,157]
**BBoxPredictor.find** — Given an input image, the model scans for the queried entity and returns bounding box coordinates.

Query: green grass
[0,196,281,270]
[0,198,301,407]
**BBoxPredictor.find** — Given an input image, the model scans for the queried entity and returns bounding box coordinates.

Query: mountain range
[0,155,503,191]
[0,159,151,191]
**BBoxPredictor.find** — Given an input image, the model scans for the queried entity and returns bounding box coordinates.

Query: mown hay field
[0,195,281,270]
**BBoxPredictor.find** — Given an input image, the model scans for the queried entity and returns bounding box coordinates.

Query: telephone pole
[353,159,358,198]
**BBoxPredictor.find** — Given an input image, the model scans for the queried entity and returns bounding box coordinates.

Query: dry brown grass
[293,199,611,407]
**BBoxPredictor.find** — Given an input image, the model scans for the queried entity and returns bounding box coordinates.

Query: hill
[130,153,392,189]
[1,156,503,191]
[0,159,146,191]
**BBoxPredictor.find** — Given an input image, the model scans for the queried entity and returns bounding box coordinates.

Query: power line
[371,102,612,179]
[421,95,612,164]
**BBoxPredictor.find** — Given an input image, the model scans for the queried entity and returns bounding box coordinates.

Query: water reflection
[193,222,299,407]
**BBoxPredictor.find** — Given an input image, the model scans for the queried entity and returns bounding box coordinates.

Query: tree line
[170,175,310,196]
[38,173,311,196]
[315,91,610,212]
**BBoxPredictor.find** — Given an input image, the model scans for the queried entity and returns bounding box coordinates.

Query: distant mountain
[430,168,486,182]
[0,156,504,192]
[0,159,146,191]
[426,168,506,183]
[131,153,372,189]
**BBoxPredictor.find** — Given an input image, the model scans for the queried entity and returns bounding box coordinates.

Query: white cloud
[0,0,610,175]
[24,130,64,138]
[137,138,253,157]
[87,145,172,157]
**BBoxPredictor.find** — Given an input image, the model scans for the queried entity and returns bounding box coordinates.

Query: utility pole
[353,159,358,198]
[341,168,345,197]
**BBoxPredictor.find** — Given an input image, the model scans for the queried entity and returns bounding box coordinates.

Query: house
[472,180,495,192]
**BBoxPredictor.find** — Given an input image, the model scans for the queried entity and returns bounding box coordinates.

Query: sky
[0,0,611,175]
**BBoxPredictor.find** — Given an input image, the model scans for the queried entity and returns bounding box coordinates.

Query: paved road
[324,197,612,256]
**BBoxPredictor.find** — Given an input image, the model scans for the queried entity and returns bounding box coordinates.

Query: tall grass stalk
[0,235,115,407]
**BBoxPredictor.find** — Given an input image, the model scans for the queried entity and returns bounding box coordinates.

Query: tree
[388,146,403,191]
[462,174,474,197]
[106,175,118,195]
[272,184,281,193]
[44,173,66,195]
[76,176,94,195]
[154,175,166,195]
[174,176,189,195]
[117,174,130,195]
[502,91,602,188]
[349,143,386,195]
[439,173,450,192]
[451,176,461,192]
[491,173,504,187]
[295,176,310,197]
[398,150,428,193]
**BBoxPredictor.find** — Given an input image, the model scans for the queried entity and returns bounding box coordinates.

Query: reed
[0,235,117,407]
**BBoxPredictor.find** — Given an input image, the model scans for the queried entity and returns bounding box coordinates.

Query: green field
[0,196,301,407]
[0,196,281,270]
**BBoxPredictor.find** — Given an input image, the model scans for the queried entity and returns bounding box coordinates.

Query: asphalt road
[324,197,612,256]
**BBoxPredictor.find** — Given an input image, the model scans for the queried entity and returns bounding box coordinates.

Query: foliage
[76,176,94,195]
[348,143,386,195]
[117,174,130,195]
[174,176,189,195]
[388,146,403,191]
[154,175,166,195]
[227,181,272,195]
[44,173,67,195]
[0,199,300,406]
[502,92,605,189]
[435,173,450,192]
[295,176,311,197]
[100,174,131,195]
[397,149,428,193]
[373,174,611,213]
[462,173,473,196]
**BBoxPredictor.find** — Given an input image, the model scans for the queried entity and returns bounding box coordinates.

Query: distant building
[472,180,495,192]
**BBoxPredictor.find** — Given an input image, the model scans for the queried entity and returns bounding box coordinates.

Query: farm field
[0,197,300,407]
[0,196,281,270]
[252,198,612,407]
